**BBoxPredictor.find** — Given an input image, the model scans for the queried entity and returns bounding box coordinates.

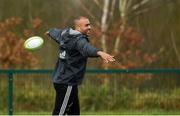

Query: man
[46,16,115,115]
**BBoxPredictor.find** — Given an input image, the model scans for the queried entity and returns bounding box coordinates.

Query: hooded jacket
[48,28,100,85]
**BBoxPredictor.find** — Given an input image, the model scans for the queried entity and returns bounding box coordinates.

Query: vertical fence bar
[8,72,13,115]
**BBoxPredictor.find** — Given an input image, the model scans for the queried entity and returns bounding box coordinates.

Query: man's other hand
[97,51,115,63]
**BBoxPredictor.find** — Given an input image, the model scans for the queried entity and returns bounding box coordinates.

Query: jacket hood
[62,28,81,36]
[69,28,81,35]
[61,28,82,43]
[61,28,83,43]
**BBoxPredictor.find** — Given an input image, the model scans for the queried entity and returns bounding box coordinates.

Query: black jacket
[48,28,100,85]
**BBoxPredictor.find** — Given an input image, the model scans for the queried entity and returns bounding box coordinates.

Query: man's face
[78,18,91,36]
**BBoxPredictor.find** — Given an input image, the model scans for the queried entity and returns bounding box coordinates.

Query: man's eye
[86,24,90,26]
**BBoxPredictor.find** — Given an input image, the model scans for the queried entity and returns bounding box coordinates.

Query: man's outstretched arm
[45,28,62,43]
[76,38,115,63]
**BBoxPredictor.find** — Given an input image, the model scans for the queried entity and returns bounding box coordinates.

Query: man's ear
[76,26,81,32]
[78,27,81,31]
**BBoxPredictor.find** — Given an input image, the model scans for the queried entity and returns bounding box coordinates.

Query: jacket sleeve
[75,38,100,57]
[47,28,62,43]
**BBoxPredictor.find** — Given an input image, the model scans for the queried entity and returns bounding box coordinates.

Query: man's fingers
[101,53,116,63]
[108,56,115,62]
[104,57,115,63]
[110,58,115,62]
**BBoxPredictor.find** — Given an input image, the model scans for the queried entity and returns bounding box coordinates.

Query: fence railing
[0,69,180,115]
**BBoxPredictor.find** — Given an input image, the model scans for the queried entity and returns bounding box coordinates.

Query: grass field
[1,109,180,115]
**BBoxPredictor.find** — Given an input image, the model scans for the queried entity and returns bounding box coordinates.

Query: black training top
[47,28,100,85]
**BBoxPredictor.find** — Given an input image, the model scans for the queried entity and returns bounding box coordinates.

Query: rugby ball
[24,36,44,50]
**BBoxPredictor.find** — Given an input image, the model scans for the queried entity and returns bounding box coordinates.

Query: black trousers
[52,83,80,115]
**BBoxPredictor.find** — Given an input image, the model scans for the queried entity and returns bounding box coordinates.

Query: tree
[78,0,161,69]
[0,17,42,69]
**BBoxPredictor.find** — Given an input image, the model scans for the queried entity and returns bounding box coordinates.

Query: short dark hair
[74,16,88,26]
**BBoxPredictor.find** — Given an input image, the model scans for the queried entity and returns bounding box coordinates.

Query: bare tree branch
[170,31,180,65]
[126,0,133,11]
[92,0,103,10]
[132,3,164,18]
[79,0,100,26]
[109,0,116,21]
[132,0,150,10]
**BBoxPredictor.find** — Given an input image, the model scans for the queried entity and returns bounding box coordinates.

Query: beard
[86,29,91,36]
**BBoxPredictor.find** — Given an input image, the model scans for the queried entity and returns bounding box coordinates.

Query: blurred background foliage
[0,0,180,69]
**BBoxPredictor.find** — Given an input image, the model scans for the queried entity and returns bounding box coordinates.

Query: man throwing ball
[46,16,115,115]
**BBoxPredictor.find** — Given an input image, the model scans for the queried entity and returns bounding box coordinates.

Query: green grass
[83,109,180,115]
[1,109,180,115]
[82,109,180,115]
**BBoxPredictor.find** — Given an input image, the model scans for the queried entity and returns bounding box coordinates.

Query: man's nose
[88,25,91,30]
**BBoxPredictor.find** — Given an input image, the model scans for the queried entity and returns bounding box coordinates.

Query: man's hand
[97,51,115,63]
[44,31,49,36]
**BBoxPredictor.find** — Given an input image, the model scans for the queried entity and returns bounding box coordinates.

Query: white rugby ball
[24,36,44,50]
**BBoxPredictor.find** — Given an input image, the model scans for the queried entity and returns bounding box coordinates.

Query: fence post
[8,72,13,115]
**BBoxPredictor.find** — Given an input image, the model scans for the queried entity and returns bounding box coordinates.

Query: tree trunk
[114,0,128,54]
[170,31,180,66]
[101,0,110,53]
[28,0,33,23]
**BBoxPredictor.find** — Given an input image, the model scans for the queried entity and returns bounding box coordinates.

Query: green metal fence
[0,69,180,115]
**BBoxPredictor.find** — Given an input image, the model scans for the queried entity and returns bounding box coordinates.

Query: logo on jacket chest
[59,51,66,59]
